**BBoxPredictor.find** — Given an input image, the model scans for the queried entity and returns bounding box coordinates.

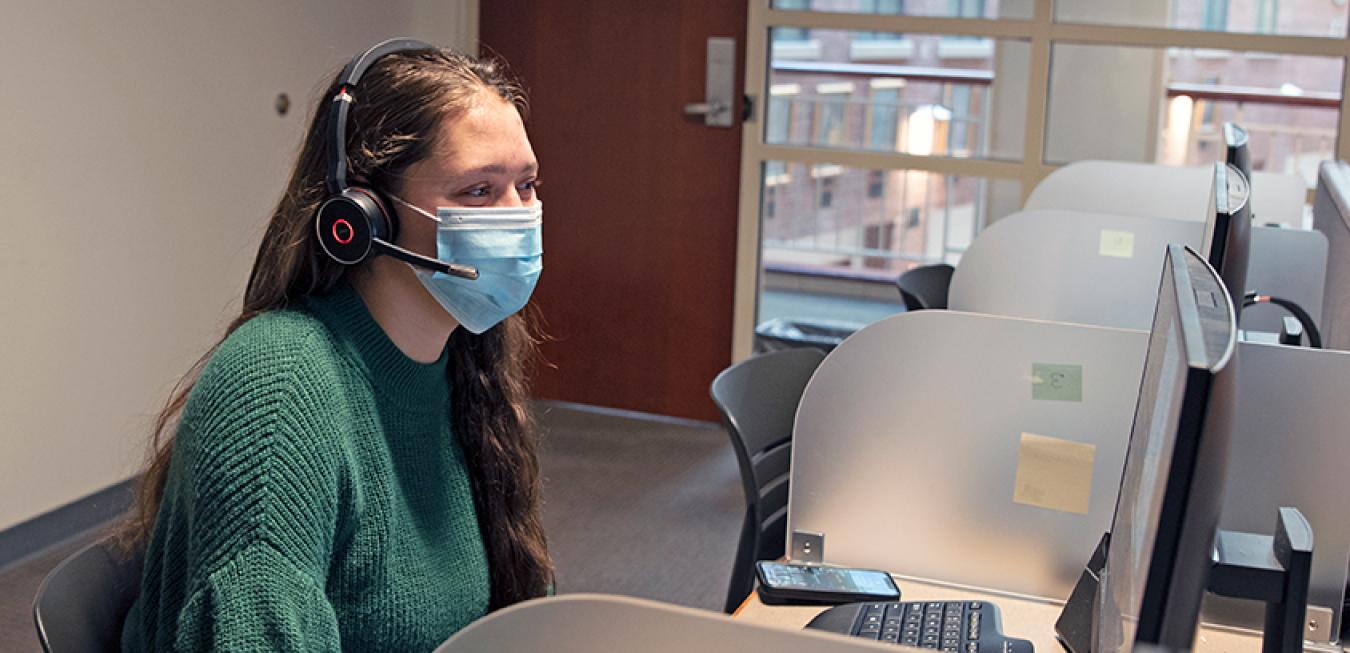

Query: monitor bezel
[1102,244,1238,651]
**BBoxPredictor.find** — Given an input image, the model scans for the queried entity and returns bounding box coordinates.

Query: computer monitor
[1198,162,1252,311]
[1313,160,1350,350]
[1094,244,1240,652]
[1223,122,1252,183]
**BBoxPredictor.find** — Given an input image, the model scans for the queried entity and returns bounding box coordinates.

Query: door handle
[683,102,730,118]
[684,37,736,128]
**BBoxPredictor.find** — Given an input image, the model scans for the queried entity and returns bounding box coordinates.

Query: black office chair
[33,538,144,652]
[895,263,955,311]
[710,348,827,613]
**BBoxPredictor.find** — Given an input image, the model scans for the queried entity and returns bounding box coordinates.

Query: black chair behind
[33,538,143,653]
[710,348,827,613]
[896,263,955,311]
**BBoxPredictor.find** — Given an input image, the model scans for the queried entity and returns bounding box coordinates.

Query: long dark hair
[117,47,554,608]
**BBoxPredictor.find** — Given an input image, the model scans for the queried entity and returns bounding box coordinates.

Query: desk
[734,576,1269,653]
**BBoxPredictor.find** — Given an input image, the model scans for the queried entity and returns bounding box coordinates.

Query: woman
[119,40,553,651]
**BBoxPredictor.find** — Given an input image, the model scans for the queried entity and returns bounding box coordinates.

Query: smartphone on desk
[755,561,901,605]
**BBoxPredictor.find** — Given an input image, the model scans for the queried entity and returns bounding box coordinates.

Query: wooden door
[481,1,747,421]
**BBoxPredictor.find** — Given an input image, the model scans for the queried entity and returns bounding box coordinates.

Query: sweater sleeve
[173,543,342,652]
[166,329,349,650]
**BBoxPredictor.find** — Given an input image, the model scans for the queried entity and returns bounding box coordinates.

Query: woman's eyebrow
[452,162,539,177]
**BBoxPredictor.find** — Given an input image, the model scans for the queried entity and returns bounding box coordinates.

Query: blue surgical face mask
[391,195,543,334]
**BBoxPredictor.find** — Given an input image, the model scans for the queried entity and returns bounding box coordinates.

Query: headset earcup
[353,187,397,243]
[315,191,376,264]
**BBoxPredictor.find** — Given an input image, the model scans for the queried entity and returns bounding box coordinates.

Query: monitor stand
[1208,507,1314,653]
[1054,508,1313,653]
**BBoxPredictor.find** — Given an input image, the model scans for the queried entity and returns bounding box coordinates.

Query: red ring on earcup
[332,219,355,245]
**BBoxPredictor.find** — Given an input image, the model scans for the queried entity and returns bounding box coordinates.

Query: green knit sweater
[121,283,490,652]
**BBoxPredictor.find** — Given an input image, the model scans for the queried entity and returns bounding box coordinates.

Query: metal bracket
[791,530,824,564]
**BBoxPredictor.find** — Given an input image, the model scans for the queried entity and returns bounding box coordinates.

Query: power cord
[1241,292,1323,349]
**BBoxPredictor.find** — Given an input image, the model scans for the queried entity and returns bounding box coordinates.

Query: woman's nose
[493,188,526,208]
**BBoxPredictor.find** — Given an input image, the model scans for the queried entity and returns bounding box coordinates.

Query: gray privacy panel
[1205,342,1350,638]
[434,594,889,653]
[1245,225,1328,334]
[1025,160,1307,227]
[788,311,1149,600]
[1313,160,1350,351]
[788,311,1350,639]
[949,210,1196,331]
[949,209,1326,334]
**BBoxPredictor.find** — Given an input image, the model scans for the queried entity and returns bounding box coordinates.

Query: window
[1203,0,1229,31]
[868,85,901,151]
[814,83,854,146]
[1255,0,1279,34]
[868,170,885,198]
[857,0,906,40]
[819,176,835,208]
[766,84,798,179]
[947,86,972,154]
[775,0,811,42]
[944,0,987,41]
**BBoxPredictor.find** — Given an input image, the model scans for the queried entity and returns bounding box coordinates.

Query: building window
[869,86,901,151]
[775,0,811,42]
[766,187,776,220]
[944,0,986,40]
[857,0,905,40]
[766,85,797,179]
[1203,0,1229,31]
[947,0,985,18]
[1254,0,1278,34]
[815,83,853,146]
[868,170,885,198]
[947,86,972,153]
[819,176,835,208]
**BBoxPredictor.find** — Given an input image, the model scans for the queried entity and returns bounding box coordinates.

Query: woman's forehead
[428,95,536,176]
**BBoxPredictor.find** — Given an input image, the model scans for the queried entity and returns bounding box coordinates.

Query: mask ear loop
[389,194,442,223]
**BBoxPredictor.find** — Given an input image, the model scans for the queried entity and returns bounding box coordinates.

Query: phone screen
[759,563,897,596]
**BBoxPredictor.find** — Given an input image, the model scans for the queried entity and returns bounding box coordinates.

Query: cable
[1242,292,1323,349]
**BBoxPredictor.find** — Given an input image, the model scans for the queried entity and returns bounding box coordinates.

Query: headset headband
[325,38,435,195]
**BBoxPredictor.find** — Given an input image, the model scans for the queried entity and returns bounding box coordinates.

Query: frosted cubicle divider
[1313,160,1350,350]
[948,210,1195,330]
[433,594,884,653]
[1024,160,1308,227]
[787,310,1149,601]
[786,309,1350,639]
[947,209,1327,334]
[1206,341,1350,639]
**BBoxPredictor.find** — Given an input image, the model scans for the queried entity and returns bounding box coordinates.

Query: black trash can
[753,318,862,354]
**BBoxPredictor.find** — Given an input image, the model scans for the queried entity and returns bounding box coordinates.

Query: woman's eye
[518,178,541,195]
[461,186,491,199]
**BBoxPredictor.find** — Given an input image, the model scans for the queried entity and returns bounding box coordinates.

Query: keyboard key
[903,636,920,646]
[969,602,982,611]
[966,643,979,653]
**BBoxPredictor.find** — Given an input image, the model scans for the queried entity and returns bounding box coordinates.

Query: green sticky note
[1099,229,1135,258]
[1032,363,1082,402]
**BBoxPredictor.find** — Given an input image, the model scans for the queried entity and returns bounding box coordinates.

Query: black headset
[313,37,478,280]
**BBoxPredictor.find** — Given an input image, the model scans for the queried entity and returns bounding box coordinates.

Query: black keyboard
[805,600,1034,653]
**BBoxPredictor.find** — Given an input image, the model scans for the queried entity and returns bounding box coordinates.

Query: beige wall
[0,1,477,532]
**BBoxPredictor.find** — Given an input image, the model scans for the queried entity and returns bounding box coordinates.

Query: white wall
[0,1,477,532]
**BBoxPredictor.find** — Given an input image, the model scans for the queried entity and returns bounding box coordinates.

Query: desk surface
[734,576,1266,653]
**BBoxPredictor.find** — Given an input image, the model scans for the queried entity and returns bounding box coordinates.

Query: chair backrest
[711,348,826,558]
[33,538,144,653]
[896,263,954,310]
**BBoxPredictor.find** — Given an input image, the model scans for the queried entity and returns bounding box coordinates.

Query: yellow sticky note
[1013,432,1096,514]
[1099,229,1135,258]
